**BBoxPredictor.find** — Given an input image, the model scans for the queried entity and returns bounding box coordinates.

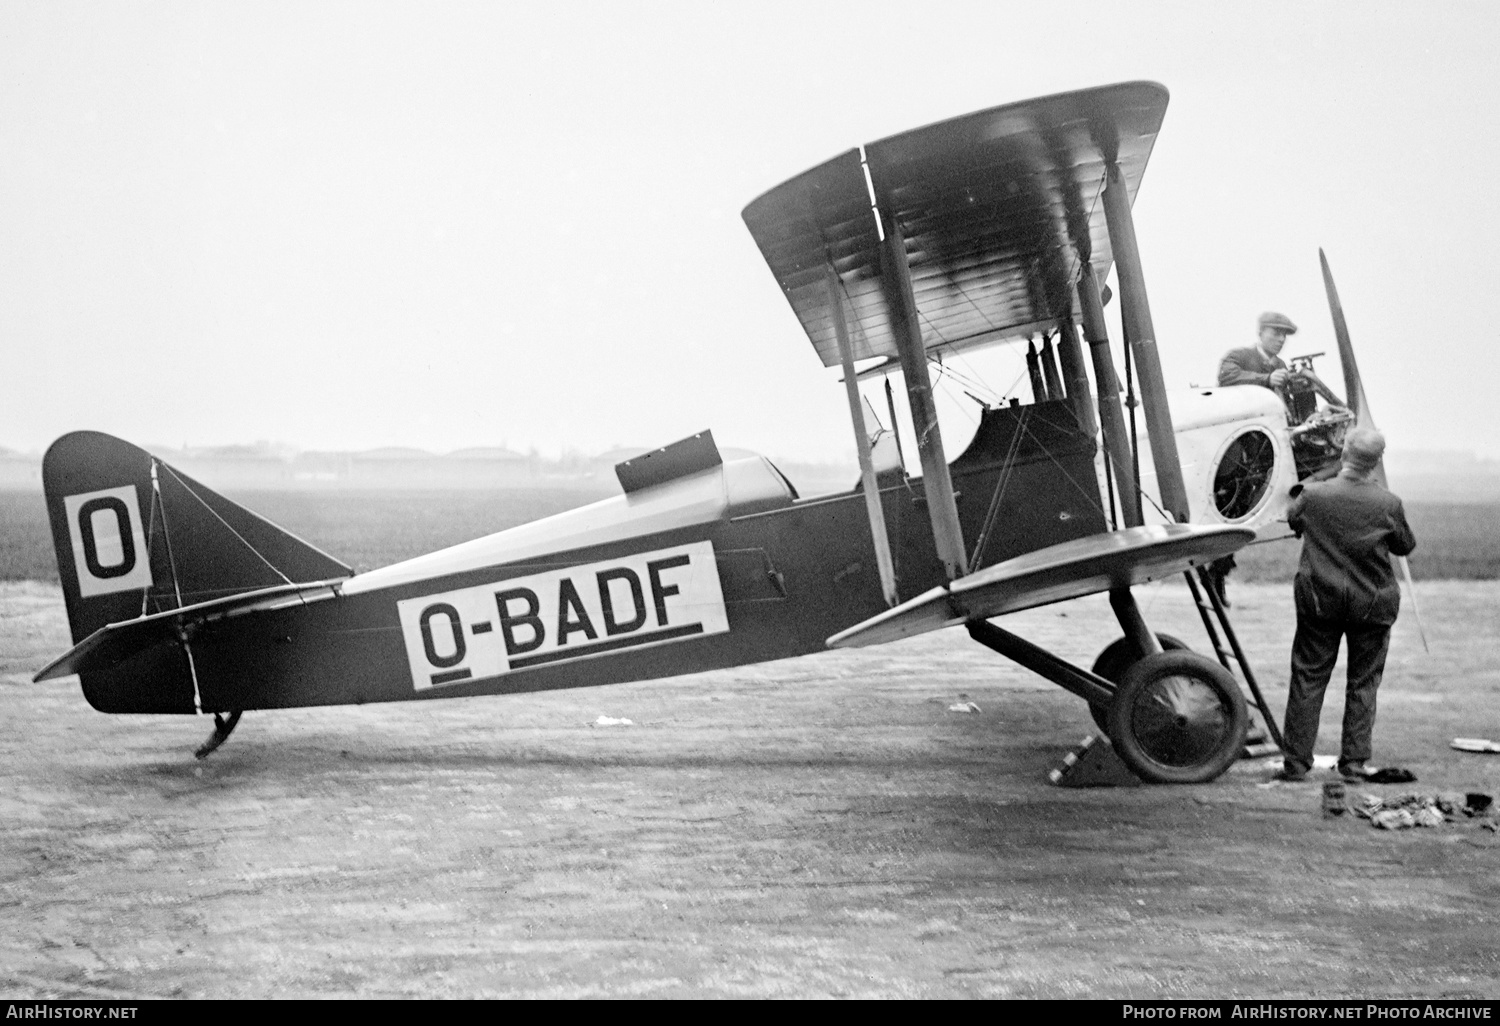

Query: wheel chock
[1049,735,1142,787]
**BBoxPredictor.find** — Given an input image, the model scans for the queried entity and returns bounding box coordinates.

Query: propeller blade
[1400,553,1431,653]
[1319,248,1428,652]
[1319,248,1373,429]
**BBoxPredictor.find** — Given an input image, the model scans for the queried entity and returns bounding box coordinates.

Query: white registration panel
[396,541,727,691]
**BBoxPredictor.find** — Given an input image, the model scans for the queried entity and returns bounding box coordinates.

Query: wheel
[1106,651,1248,784]
[1087,633,1189,736]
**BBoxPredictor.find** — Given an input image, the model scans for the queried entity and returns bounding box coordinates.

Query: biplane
[34,81,1373,783]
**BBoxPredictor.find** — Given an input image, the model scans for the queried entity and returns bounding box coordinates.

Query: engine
[1128,363,1354,537]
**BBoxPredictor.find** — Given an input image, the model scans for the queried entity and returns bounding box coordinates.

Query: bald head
[1342,427,1386,476]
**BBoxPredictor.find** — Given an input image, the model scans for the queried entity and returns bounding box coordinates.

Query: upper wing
[826,523,1251,649]
[742,81,1168,367]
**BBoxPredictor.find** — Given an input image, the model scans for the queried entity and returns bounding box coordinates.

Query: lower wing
[827,523,1253,649]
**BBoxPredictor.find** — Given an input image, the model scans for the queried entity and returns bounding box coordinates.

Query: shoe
[1272,769,1307,782]
[1339,763,1373,782]
[1365,767,1417,785]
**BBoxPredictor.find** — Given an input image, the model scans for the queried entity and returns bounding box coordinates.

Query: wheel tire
[1087,633,1190,736]
[1106,650,1248,784]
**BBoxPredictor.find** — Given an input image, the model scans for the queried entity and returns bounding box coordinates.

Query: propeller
[1321,248,1370,428]
[1319,249,1428,652]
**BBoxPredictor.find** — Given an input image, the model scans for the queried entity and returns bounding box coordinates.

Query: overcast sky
[3,1,1496,462]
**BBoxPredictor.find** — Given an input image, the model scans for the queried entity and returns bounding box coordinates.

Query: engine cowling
[1133,386,1299,536]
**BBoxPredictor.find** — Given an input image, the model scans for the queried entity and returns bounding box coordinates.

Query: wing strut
[828,269,898,607]
[1054,314,1098,438]
[1075,261,1142,528]
[1101,161,1190,522]
[876,205,968,580]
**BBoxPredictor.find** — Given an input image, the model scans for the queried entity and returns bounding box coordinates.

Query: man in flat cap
[1218,311,1298,392]
[1205,311,1300,605]
[1274,427,1417,782]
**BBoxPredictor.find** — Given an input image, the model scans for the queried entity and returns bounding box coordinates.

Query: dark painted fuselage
[79,402,1104,714]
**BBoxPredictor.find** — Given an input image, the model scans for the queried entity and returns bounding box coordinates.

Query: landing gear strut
[194,710,242,760]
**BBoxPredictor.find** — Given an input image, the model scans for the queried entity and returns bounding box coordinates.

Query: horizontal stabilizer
[33,579,343,682]
[827,524,1252,649]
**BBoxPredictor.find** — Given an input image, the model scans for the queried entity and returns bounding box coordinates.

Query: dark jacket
[1218,346,1287,389]
[1287,473,1417,625]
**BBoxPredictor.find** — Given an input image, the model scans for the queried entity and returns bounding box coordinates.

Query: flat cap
[1258,311,1298,333]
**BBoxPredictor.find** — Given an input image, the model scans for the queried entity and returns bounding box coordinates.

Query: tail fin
[42,431,351,712]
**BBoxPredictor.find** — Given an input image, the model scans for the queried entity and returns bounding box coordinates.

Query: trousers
[1281,609,1392,776]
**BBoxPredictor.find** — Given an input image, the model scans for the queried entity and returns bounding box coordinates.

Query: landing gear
[1087,633,1188,735]
[1106,652,1247,784]
[966,586,1248,785]
[194,710,242,760]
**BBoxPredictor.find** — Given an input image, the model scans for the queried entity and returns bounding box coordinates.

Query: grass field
[1,488,1495,583]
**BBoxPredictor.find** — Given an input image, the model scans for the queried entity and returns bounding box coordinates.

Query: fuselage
[181,401,1105,712]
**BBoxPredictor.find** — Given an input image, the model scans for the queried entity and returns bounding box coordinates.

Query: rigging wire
[1136,478,1171,522]
[966,405,1115,575]
[999,366,1028,403]
[1017,418,1114,516]
[151,461,186,611]
[932,366,980,427]
[930,356,1002,407]
[139,478,162,617]
[950,345,1006,405]
[941,276,1003,335]
[966,407,1031,573]
[1102,439,1119,531]
[1123,330,1145,522]
[152,459,202,714]
[158,462,295,587]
